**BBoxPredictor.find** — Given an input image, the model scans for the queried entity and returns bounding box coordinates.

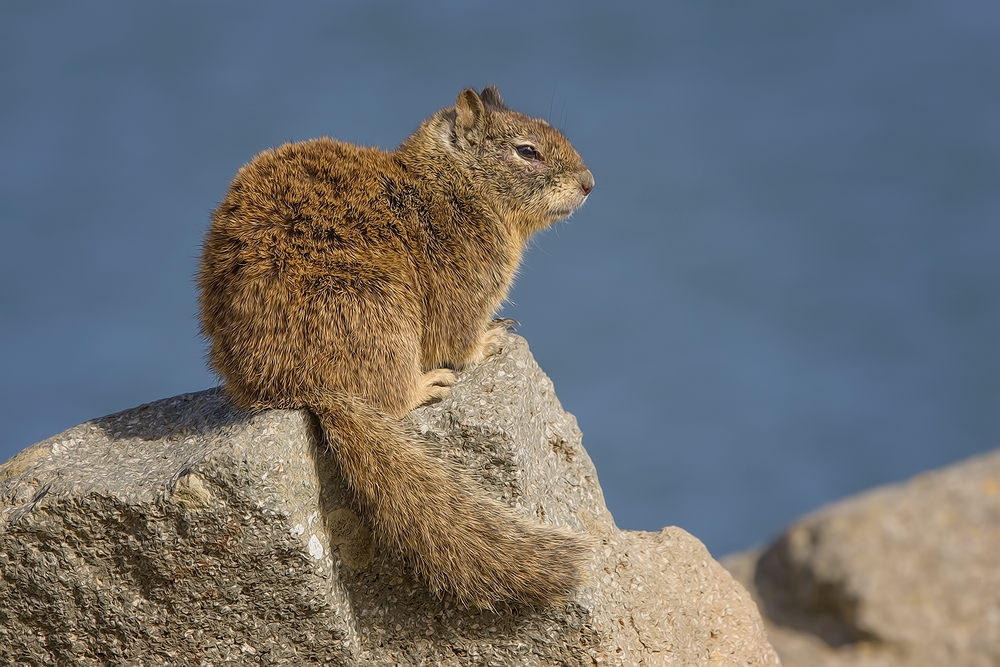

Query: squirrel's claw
[491,318,519,332]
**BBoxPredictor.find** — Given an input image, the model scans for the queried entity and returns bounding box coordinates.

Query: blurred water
[1,1,997,556]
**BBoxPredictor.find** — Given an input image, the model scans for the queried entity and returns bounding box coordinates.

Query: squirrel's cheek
[525,161,548,177]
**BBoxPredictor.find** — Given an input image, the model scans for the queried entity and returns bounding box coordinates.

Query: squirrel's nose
[580,170,595,195]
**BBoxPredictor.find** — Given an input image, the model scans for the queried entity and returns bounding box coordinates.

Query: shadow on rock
[754,531,880,648]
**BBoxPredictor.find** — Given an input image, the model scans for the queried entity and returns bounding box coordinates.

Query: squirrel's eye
[516,145,542,161]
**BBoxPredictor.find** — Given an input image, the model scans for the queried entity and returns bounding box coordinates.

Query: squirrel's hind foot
[413,368,456,407]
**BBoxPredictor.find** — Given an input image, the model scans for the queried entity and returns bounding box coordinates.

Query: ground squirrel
[197,86,595,609]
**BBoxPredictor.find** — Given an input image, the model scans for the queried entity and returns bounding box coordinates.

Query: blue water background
[2,1,997,556]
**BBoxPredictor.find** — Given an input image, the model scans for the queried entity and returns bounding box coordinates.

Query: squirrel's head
[408,87,595,236]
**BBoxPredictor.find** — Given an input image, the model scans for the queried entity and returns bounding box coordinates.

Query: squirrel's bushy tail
[310,390,589,609]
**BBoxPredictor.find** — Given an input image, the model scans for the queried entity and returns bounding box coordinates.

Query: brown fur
[197,87,595,609]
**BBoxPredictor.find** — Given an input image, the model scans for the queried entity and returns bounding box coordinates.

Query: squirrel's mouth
[549,195,588,220]
[545,207,580,224]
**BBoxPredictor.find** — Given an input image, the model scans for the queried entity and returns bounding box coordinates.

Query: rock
[723,450,1000,667]
[0,334,779,666]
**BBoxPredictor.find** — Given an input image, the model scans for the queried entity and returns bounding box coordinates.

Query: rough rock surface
[723,449,1000,667]
[0,334,779,666]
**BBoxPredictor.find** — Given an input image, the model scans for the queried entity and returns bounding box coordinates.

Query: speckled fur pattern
[197,87,595,608]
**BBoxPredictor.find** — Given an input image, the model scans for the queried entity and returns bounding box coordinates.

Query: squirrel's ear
[480,86,505,111]
[454,88,485,147]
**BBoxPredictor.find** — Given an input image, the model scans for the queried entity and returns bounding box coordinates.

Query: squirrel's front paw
[474,319,518,361]
[490,318,519,333]
[457,320,519,368]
